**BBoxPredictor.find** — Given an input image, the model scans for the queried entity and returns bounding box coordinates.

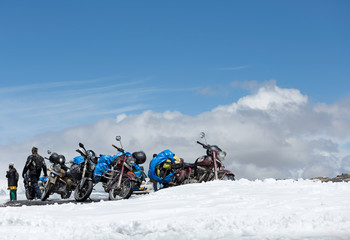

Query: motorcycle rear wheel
[74,180,93,202]
[109,177,135,200]
[41,182,54,201]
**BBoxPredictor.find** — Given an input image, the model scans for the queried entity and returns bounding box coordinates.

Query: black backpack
[29,154,44,173]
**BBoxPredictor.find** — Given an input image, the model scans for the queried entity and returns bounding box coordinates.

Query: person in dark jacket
[6,163,19,201]
[22,147,47,199]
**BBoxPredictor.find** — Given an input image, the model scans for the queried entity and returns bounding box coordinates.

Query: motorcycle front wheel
[109,177,135,200]
[218,172,235,181]
[41,182,54,201]
[74,180,93,202]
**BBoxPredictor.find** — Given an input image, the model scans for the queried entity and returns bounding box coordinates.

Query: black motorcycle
[23,170,46,200]
[72,143,98,202]
[23,170,36,200]
[41,151,75,201]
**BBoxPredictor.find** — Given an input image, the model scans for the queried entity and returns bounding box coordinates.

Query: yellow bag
[156,159,172,177]
[162,159,172,169]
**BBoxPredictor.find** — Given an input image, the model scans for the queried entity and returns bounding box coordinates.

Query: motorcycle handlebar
[197,141,208,149]
[112,144,124,153]
[76,149,86,157]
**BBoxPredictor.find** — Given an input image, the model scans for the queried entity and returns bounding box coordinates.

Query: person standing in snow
[22,147,47,199]
[6,163,19,201]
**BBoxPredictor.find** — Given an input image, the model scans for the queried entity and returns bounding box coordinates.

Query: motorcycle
[72,143,97,202]
[191,132,235,182]
[41,151,75,201]
[23,170,36,200]
[169,158,194,186]
[73,136,146,201]
[148,150,192,191]
[108,136,146,200]
[23,171,47,200]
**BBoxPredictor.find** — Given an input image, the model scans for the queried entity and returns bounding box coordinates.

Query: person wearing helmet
[22,147,47,199]
[148,149,181,191]
[6,163,19,201]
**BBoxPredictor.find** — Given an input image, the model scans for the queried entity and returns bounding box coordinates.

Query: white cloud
[214,84,308,112]
[2,82,350,180]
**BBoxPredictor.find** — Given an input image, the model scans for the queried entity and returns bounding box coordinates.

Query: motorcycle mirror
[79,143,84,148]
[47,150,51,155]
[115,136,124,149]
[200,132,208,144]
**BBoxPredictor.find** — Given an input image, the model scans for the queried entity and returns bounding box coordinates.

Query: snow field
[0,179,349,240]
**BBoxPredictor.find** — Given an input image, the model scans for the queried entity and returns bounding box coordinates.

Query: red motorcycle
[191,132,235,182]
[108,136,145,200]
[169,158,194,186]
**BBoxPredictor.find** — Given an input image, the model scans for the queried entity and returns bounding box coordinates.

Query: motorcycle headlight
[127,156,136,166]
[53,164,61,172]
[217,151,226,161]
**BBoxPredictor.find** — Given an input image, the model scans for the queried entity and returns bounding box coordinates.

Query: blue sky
[0,0,349,143]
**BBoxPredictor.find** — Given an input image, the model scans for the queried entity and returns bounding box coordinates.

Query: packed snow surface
[1,179,350,240]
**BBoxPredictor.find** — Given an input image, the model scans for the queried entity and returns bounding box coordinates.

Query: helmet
[132,151,146,164]
[58,155,66,165]
[9,162,14,168]
[87,150,98,163]
[49,152,60,164]
[206,145,221,156]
